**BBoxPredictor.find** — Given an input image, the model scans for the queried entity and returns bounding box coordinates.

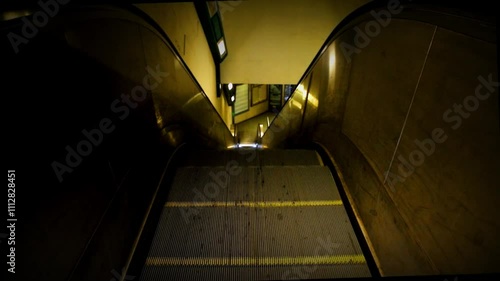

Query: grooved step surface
[166,166,341,202]
[141,264,370,280]
[140,149,370,280]
[147,207,364,258]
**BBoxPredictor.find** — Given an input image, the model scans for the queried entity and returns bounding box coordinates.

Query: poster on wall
[235,84,249,115]
[251,84,267,106]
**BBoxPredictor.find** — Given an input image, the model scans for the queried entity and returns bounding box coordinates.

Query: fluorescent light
[239,143,258,148]
[217,38,226,57]
[227,144,264,149]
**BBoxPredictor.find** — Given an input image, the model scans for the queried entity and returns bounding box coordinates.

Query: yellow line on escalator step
[146,255,366,266]
[165,200,343,208]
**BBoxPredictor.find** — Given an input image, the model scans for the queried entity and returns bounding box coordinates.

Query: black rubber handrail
[312,142,381,277]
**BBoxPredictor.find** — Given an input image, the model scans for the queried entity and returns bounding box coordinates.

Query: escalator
[2,1,497,280]
[139,149,373,280]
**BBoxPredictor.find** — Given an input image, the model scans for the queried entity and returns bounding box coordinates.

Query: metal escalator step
[141,205,369,280]
[146,206,229,258]
[165,167,230,202]
[141,264,370,281]
[254,207,364,257]
[158,203,359,258]
[260,166,341,201]
[140,150,371,280]
[146,255,366,266]
[165,200,343,207]
[167,166,341,203]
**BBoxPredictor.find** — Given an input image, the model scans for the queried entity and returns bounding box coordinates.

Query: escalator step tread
[141,264,370,280]
[140,150,370,280]
[146,207,363,258]
[141,205,370,280]
[167,166,340,202]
